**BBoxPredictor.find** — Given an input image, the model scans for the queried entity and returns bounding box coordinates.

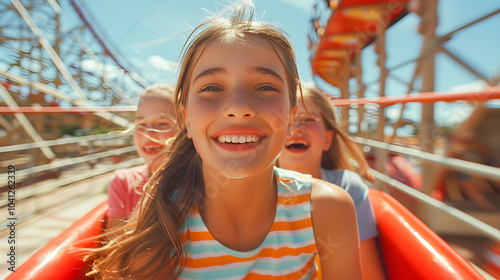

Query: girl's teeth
[216,135,260,144]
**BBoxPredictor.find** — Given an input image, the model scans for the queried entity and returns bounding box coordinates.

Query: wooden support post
[419,0,439,196]
[374,24,388,185]
[0,115,14,132]
[338,61,350,133]
[354,50,366,136]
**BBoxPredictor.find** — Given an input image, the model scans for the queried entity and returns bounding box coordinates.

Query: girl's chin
[283,147,310,154]
[202,157,276,179]
[280,150,317,165]
[141,153,160,163]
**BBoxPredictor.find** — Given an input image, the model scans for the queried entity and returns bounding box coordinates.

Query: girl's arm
[311,178,364,279]
[360,238,386,280]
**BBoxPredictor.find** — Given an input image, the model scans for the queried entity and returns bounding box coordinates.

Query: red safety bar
[5,202,107,280]
[329,86,500,106]
[370,189,485,279]
[4,191,488,279]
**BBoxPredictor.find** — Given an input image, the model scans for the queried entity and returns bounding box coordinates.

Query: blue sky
[83,0,316,85]
[82,0,500,131]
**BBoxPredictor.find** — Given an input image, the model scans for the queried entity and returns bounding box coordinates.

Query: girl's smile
[140,140,165,155]
[212,126,267,152]
[285,136,311,153]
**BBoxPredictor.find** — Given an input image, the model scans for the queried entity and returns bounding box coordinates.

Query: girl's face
[134,97,178,165]
[279,97,333,170]
[182,39,295,178]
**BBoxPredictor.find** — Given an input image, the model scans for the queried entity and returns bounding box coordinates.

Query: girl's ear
[180,105,192,139]
[323,130,334,151]
[287,106,298,138]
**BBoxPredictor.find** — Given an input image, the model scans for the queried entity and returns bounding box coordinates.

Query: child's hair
[85,2,300,279]
[139,83,175,101]
[303,87,374,181]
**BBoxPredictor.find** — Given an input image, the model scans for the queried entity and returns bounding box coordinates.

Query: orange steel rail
[0,105,137,114]
[329,86,500,106]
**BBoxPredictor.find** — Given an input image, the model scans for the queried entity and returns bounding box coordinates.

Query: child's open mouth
[212,127,266,152]
[285,138,310,153]
[143,145,163,155]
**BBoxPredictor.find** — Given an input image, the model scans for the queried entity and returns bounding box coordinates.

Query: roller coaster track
[69,0,152,88]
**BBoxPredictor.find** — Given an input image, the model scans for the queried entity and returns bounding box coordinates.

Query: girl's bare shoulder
[310,178,357,237]
[310,178,354,210]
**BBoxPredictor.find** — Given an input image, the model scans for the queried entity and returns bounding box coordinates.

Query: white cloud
[81,59,101,73]
[81,59,124,79]
[386,105,402,121]
[148,55,180,73]
[449,80,489,93]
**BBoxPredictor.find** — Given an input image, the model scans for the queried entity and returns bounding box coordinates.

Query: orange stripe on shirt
[244,255,317,280]
[277,193,310,205]
[185,246,317,269]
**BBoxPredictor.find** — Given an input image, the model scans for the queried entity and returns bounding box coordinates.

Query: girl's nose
[223,90,256,119]
[294,119,307,129]
[292,125,303,134]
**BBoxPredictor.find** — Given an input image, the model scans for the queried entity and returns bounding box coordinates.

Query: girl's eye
[298,118,316,124]
[256,84,279,92]
[199,84,223,92]
[296,114,320,125]
[156,122,174,130]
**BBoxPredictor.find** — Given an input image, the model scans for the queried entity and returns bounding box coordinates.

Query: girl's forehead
[192,39,286,74]
[136,97,175,117]
[138,97,174,108]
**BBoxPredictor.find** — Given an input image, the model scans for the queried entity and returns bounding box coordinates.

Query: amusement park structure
[0,0,500,279]
[309,0,500,277]
[0,0,144,186]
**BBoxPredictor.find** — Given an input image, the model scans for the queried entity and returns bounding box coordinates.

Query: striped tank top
[177,167,319,279]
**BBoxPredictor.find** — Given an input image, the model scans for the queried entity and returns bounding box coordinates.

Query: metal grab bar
[0,132,131,153]
[0,157,144,208]
[1,146,136,181]
[352,136,500,182]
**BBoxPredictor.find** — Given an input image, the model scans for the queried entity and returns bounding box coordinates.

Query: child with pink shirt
[105,83,178,229]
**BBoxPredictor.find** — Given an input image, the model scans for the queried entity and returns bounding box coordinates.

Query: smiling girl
[279,87,385,279]
[105,83,178,230]
[86,3,362,279]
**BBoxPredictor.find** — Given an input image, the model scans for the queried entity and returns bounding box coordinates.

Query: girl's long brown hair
[304,87,374,181]
[85,2,300,279]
